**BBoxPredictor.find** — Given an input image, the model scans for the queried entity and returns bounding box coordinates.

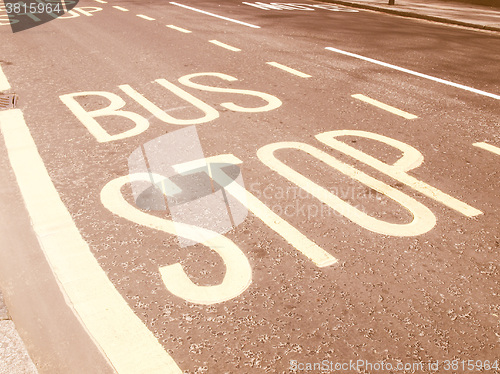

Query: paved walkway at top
[323,0,500,31]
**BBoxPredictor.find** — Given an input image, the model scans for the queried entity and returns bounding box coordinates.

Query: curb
[321,0,500,32]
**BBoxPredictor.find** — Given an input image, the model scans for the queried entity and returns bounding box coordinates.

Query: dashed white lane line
[473,142,500,156]
[352,94,418,119]
[112,5,129,11]
[0,65,11,91]
[166,24,192,33]
[94,0,107,3]
[266,62,311,78]
[169,2,261,28]
[137,14,155,20]
[0,110,182,374]
[326,47,500,101]
[209,40,241,52]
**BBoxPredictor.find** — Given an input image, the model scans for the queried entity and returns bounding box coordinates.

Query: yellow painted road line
[166,24,192,33]
[112,5,128,11]
[137,14,155,20]
[0,109,182,374]
[169,2,260,28]
[326,47,500,101]
[0,65,11,91]
[352,94,418,119]
[209,40,241,52]
[266,62,311,78]
[473,142,500,156]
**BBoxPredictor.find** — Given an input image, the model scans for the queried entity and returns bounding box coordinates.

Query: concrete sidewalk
[0,290,38,374]
[322,0,500,32]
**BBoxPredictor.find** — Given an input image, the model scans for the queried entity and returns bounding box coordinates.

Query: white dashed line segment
[209,40,241,52]
[266,62,311,78]
[112,5,129,11]
[166,24,192,33]
[137,14,155,20]
[473,142,500,156]
[352,94,418,119]
[169,2,260,28]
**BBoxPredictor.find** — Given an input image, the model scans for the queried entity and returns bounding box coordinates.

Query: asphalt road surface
[0,1,499,373]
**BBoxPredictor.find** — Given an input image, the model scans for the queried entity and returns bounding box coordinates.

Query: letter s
[101,173,252,305]
[178,72,282,113]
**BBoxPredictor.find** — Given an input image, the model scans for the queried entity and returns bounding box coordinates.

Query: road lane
[1,0,499,372]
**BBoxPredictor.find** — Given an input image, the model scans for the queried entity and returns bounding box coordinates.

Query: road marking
[352,94,417,119]
[473,142,500,156]
[0,65,11,91]
[112,5,129,11]
[173,154,338,267]
[209,40,241,52]
[119,80,220,125]
[178,72,282,113]
[266,62,311,78]
[137,14,155,20]
[258,141,436,237]
[166,24,192,33]
[60,91,150,143]
[74,7,102,16]
[0,109,182,373]
[316,130,483,217]
[169,2,261,28]
[102,173,253,305]
[94,0,107,3]
[243,2,358,12]
[326,47,500,100]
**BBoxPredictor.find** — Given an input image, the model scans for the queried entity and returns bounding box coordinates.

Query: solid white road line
[166,24,192,33]
[209,40,241,52]
[0,65,11,91]
[137,14,155,20]
[326,47,500,100]
[266,62,311,78]
[112,6,129,11]
[352,94,418,119]
[0,110,182,374]
[169,2,261,28]
[473,142,500,156]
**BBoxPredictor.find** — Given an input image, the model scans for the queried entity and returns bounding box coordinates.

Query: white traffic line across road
[326,47,500,100]
[209,40,241,51]
[167,24,192,33]
[112,5,129,11]
[352,94,418,119]
[473,142,500,156]
[137,14,155,20]
[266,62,311,78]
[169,2,261,28]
